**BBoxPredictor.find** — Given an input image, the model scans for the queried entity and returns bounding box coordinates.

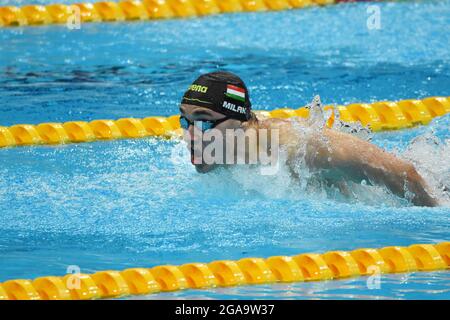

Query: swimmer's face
[180,104,242,173]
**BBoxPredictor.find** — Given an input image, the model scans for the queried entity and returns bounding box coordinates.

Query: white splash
[400,130,450,206]
[332,107,373,141]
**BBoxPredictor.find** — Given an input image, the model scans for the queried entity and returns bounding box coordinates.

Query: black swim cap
[181,71,252,121]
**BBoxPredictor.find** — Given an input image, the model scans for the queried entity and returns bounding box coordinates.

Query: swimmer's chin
[194,164,217,174]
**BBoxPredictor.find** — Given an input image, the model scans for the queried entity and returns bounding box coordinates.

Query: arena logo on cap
[189,84,208,93]
[225,85,245,102]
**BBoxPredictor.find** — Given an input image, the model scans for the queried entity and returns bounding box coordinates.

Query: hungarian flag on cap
[225,84,246,102]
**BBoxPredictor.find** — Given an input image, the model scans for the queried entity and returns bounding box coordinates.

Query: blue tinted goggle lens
[199,121,215,131]
[180,117,190,130]
[179,117,218,132]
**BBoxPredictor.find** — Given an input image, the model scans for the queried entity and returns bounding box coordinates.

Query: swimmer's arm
[308,128,439,207]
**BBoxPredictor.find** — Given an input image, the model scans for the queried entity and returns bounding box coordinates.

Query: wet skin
[180,104,439,207]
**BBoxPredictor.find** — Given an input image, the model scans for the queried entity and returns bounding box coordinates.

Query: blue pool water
[0,1,449,299]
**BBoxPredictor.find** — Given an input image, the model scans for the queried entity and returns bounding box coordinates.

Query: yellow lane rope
[1,96,449,148]
[0,0,335,27]
[0,242,448,300]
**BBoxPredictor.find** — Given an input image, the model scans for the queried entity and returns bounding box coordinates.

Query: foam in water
[332,107,374,142]
[400,130,450,206]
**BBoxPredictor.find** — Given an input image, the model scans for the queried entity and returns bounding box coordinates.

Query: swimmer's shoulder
[253,116,309,131]
[254,117,291,129]
[249,117,306,148]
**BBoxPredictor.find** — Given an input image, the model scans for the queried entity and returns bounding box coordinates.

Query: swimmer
[179,71,439,207]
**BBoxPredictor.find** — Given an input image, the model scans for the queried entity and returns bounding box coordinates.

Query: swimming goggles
[179,116,228,132]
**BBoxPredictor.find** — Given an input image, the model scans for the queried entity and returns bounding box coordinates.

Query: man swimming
[179,71,439,207]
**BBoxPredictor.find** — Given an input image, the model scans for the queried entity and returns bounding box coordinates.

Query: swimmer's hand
[306,128,439,207]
